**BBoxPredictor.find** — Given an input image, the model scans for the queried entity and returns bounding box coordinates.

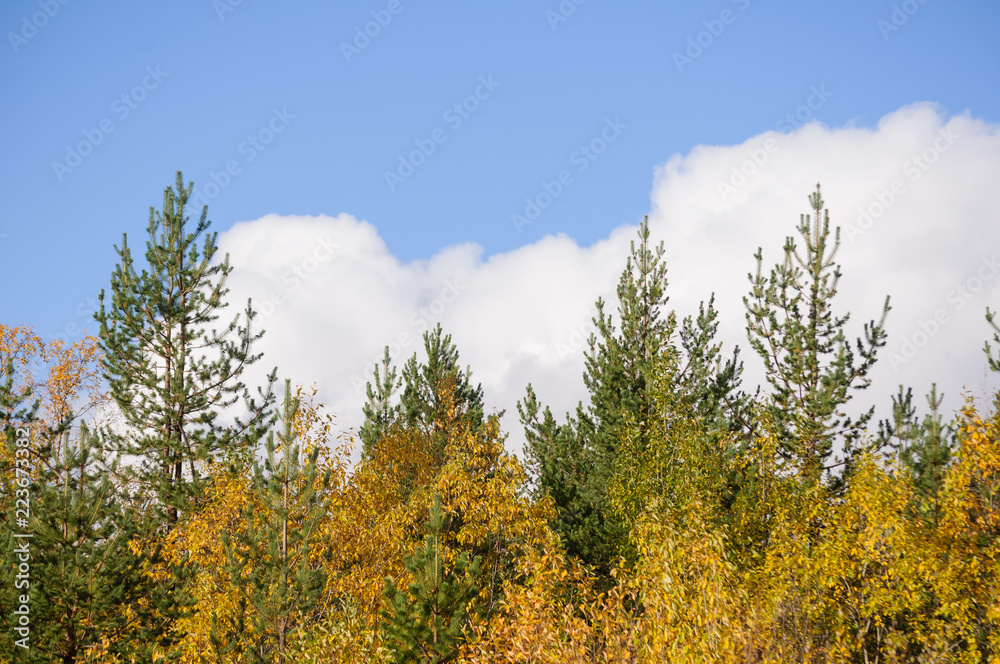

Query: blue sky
[3,0,998,335]
[3,1,1000,451]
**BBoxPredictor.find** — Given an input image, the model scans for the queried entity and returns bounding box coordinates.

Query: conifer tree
[744,183,891,482]
[0,357,39,440]
[399,324,487,453]
[986,307,1000,374]
[214,380,332,664]
[519,217,746,578]
[94,171,276,525]
[879,385,919,453]
[0,357,41,657]
[880,384,955,526]
[0,356,189,662]
[24,424,188,663]
[359,346,402,459]
[360,324,488,463]
[381,493,482,664]
[985,308,1000,413]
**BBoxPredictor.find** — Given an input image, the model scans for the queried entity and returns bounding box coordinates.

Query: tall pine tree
[213,380,332,664]
[985,308,1000,412]
[986,307,1000,374]
[358,346,402,459]
[744,183,891,483]
[519,217,746,578]
[95,171,276,525]
[0,352,189,663]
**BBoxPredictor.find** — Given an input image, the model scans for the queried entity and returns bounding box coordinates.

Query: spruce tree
[381,494,482,664]
[744,183,891,482]
[94,171,276,526]
[214,380,332,664]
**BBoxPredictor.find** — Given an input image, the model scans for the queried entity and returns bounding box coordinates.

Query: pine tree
[399,324,487,455]
[516,387,594,557]
[519,217,746,578]
[214,379,331,664]
[986,307,1000,374]
[0,357,42,658]
[677,295,753,431]
[0,356,189,662]
[25,424,189,663]
[360,324,488,464]
[359,346,402,459]
[0,357,39,440]
[381,494,482,664]
[880,384,954,526]
[879,385,919,453]
[985,308,1000,413]
[744,183,891,482]
[94,171,276,526]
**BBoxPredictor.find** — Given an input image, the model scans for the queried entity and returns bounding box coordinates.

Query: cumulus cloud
[218,102,1000,461]
[650,103,1000,428]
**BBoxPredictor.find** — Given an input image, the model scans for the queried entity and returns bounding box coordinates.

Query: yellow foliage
[460,542,603,664]
[0,324,105,443]
[21,328,996,663]
[464,406,1000,664]
[160,386,355,663]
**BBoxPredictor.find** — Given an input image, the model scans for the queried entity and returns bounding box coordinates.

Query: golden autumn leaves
[2,323,1000,662]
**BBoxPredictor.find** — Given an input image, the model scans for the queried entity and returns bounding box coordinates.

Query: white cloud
[219,102,1000,461]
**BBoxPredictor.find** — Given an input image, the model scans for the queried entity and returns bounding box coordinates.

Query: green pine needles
[879,383,955,525]
[29,425,186,663]
[519,216,746,583]
[360,323,488,464]
[95,171,276,525]
[382,494,482,664]
[214,379,332,664]
[745,183,891,481]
